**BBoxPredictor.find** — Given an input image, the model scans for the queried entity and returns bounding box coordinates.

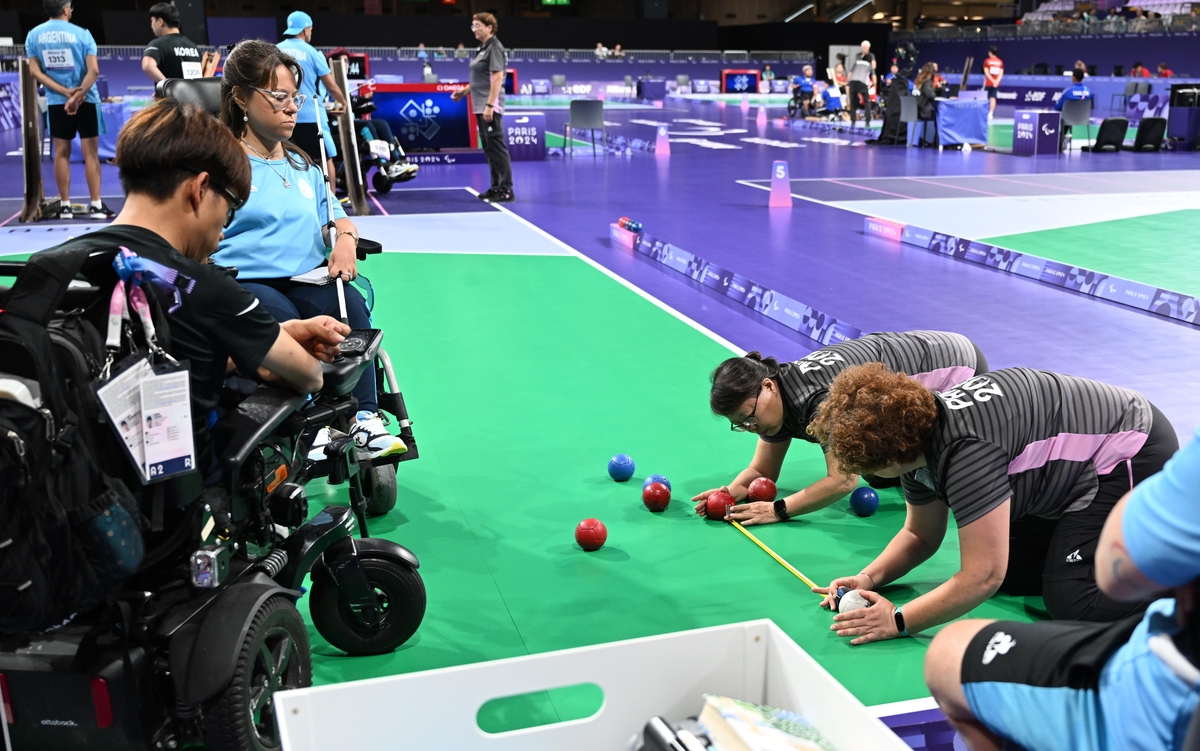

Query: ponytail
[710,351,780,416]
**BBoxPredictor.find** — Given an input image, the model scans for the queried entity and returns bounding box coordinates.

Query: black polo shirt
[144,33,202,80]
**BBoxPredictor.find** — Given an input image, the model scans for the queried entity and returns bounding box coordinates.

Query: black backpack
[0,245,145,633]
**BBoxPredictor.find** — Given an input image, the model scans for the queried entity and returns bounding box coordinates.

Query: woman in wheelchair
[214,40,406,462]
[43,96,350,484]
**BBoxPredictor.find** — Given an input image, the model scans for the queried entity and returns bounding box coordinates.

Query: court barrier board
[864,216,1200,326]
[275,619,911,751]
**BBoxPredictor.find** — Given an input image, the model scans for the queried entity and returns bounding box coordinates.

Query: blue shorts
[962,600,1200,751]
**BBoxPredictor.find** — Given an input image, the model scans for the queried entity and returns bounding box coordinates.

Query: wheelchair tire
[202,596,311,751]
[366,463,398,517]
[787,99,800,119]
[371,170,395,194]
[310,556,426,656]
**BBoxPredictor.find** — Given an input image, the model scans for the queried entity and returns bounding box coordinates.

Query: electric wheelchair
[327,89,419,196]
[0,242,423,751]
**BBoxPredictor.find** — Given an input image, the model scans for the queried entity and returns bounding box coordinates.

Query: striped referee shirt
[763,330,982,445]
[901,368,1153,527]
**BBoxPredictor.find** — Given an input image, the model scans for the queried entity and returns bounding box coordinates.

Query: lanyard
[100,276,177,381]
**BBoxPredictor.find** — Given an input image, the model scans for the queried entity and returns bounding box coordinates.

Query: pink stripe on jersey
[910,366,977,392]
[1008,430,1150,476]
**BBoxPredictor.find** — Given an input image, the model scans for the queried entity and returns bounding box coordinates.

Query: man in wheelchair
[787,64,817,119]
[0,97,425,751]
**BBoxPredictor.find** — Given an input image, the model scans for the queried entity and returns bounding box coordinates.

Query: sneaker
[58,200,73,220]
[306,427,331,462]
[351,411,408,459]
[477,188,498,200]
[87,202,115,219]
[488,190,515,203]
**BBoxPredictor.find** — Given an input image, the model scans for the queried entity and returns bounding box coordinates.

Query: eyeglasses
[470,22,485,29]
[730,387,763,432]
[253,87,306,111]
[183,168,244,228]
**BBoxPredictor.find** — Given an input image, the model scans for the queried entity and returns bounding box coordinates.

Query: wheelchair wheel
[371,169,395,194]
[310,556,426,656]
[366,463,397,517]
[203,596,311,751]
[787,99,800,119]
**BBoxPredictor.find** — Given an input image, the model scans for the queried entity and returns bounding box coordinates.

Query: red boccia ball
[705,490,737,521]
[575,518,608,551]
[748,477,778,502]
[642,482,671,512]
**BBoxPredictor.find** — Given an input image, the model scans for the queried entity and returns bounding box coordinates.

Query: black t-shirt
[143,33,202,80]
[50,225,280,467]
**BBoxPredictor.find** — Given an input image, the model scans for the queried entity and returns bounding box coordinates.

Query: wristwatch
[773,499,789,522]
[894,605,909,637]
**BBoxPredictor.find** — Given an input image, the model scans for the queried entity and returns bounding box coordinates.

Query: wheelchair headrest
[155,77,223,118]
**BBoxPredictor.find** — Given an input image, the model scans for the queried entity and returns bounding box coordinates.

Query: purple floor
[5,101,1199,436]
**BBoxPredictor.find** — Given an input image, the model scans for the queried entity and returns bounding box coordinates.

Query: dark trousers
[290,122,323,165]
[847,81,871,126]
[1000,402,1179,622]
[477,113,513,192]
[241,280,378,414]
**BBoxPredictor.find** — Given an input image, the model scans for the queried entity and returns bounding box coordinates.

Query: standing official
[25,0,111,219]
[452,13,513,203]
[847,40,876,128]
[983,46,1003,120]
[142,3,202,82]
[278,11,347,167]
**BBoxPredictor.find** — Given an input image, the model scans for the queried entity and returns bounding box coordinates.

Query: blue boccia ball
[849,487,879,517]
[608,454,636,482]
[642,474,671,492]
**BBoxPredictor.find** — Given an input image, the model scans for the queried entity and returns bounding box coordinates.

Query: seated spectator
[416,43,428,60]
[594,43,609,60]
[1158,62,1174,77]
[1130,61,1151,78]
[762,64,776,81]
[885,62,899,86]
[613,44,625,58]
[1074,59,1087,76]
[834,62,847,86]
[434,47,447,59]
[45,98,348,485]
[924,429,1200,751]
[1055,67,1092,112]
[914,62,938,121]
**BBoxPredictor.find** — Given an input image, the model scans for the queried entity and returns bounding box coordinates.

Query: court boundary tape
[862,217,1199,327]
[476,189,747,356]
[609,221,865,348]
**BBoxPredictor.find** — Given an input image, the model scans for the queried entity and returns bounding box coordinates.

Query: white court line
[471,188,745,356]
[737,168,1200,186]
[867,697,940,718]
[735,179,831,208]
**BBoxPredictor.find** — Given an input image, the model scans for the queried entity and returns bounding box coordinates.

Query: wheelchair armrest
[212,385,308,474]
[356,238,382,261]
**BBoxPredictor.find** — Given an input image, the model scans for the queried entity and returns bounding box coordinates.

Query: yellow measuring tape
[731,520,824,597]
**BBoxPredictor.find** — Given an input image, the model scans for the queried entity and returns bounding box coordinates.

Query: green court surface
[986,122,1132,150]
[983,209,1200,297]
[302,251,1042,716]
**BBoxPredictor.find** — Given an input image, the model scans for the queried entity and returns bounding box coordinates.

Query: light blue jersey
[214,154,346,279]
[277,37,331,124]
[25,19,99,106]
[1125,427,1200,587]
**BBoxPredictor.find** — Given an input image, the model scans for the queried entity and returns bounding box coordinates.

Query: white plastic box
[276,619,911,751]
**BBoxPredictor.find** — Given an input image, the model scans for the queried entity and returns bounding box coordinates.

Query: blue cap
[285,10,313,36]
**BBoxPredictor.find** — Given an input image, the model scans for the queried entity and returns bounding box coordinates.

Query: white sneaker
[307,427,331,461]
[351,411,407,459]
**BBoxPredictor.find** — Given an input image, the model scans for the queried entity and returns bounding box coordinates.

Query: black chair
[1111,81,1138,113]
[1033,62,1050,75]
[1055,64,1065,76]
[1113,64,1125,76]
[155,76,222,113]
[1081,117,1129,151]
[1136,81,1151,95]
[1087,64,1098,77]
[1126,116,1167,150]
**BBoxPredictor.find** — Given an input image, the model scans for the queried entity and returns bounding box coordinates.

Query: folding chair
[565,99,605,156]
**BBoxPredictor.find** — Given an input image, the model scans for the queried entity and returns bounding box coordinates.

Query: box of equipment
[275,619,910,750]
